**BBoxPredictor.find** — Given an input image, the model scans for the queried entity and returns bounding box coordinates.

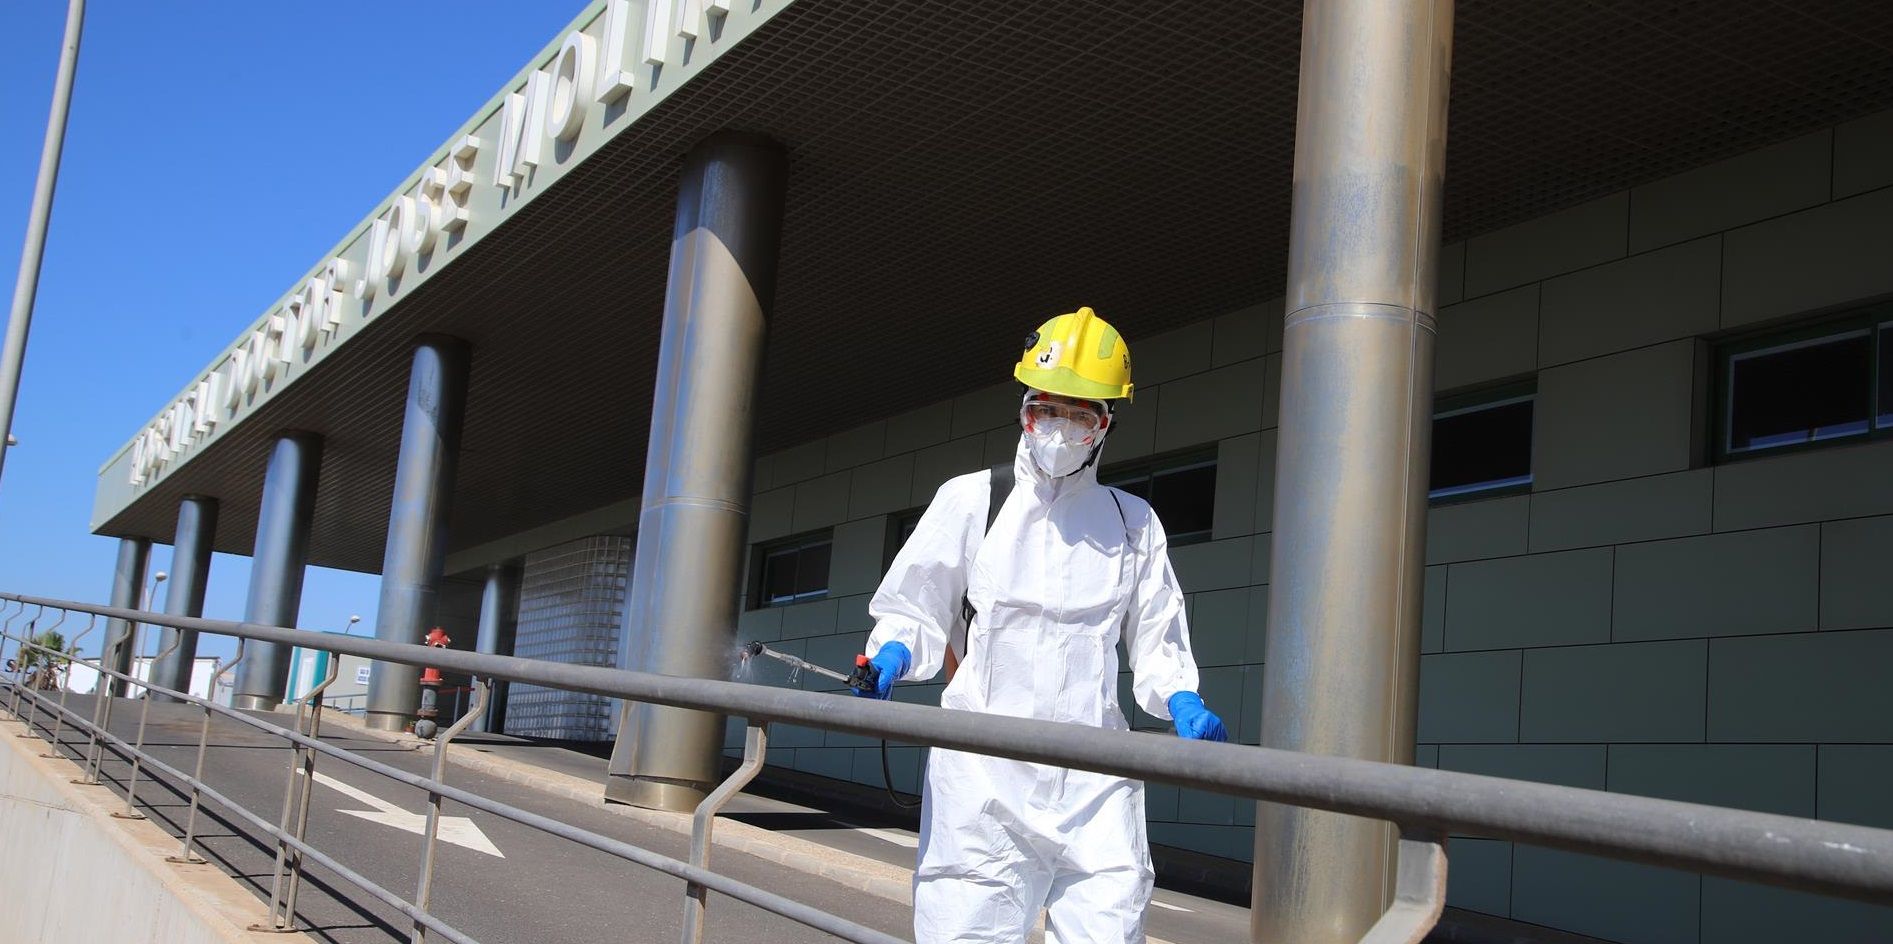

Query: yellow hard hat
[1014,307,1134,402]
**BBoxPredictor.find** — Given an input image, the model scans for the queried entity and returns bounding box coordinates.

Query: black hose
[880,739,922,810]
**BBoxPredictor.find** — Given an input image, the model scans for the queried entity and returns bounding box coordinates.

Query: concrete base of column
[604,776,707,810]
[362,710,408,732]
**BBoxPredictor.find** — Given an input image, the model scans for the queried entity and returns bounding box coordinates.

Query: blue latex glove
[853,641,910,700]
[1167,691,1228,742]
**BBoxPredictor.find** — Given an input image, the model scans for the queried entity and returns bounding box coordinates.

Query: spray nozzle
[740,640,765,659]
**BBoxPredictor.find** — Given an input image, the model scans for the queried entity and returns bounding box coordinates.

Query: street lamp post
[134,571,166,694]
[0,0,86,489]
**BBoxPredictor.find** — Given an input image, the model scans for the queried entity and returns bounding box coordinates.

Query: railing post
[682,721,769,944]
[116,615,183,820]
[410,678,487,944]
[0,601,25,717]
[79,612,137,783]
[15,608,67,738]
[1355,829,1449,944]
[279,651,342,926]
[170,640,246,865]
[40,613,95,757]
[259,650,335,932]
[6,606,43,717]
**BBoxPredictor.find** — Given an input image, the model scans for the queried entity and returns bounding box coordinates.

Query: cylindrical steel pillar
[149,495,217,699]
[102,536,149,697]
[363,336,470,732]
[231,433,323,710]
[1253,1,1454,941]
[606,133,786,811]
[470,561,522,734]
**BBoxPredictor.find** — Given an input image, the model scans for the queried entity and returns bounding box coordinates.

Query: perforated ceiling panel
[100,0,1893,573]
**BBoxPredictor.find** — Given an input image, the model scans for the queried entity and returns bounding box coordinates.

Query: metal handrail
[5,592,1893,942]
[0,598,903,944]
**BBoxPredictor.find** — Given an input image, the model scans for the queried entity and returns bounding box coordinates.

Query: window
[1718,310,1893,460]
[1430,389,1534,501]
[752,532,831,608]
[885,508,925,567]
[1101,451,1217,545]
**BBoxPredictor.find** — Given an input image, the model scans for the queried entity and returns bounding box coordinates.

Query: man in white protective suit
[852,307,1229,943]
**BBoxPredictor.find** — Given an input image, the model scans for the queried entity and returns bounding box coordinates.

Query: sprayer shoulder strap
[985,462,1014,534]
[959,463,1014,629]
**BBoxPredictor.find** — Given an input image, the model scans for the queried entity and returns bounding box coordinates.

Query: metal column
[607,133,787,811]
[0,0,83,488]
[363,336,469,732]
[470,562,522,734]
[149,495,217,699]
[1253,1,1454,941]
[102,536,150,697]
[231,433,323,711]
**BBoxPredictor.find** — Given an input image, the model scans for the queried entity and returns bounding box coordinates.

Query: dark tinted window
[1147,461,1216,541]
[1879,324,1893,430]
[1726,331,1872,455]
[1102,454,1217,545]
[755,534,831,607]
[894,510,922,547]
[885,509,925,567]
[1430,396,1534,500]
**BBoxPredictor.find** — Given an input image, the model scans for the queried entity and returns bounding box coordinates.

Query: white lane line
[1150,899,1193,913]
[857,827,920,848]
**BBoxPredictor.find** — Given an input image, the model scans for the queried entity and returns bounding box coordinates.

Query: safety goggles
[1020,394,1109,432]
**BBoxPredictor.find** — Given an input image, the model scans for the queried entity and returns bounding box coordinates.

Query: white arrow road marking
[1149,899,1193,913]
[298,769,504,858]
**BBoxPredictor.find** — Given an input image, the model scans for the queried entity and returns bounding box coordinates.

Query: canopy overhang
[94,0,1893,574]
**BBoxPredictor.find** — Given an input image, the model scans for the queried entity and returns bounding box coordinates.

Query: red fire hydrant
[414,627,452,739]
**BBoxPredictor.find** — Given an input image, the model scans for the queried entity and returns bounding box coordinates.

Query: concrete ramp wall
[0,714,309,944]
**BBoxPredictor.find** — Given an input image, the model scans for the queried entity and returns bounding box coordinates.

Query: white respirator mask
[1027,418,1098,478]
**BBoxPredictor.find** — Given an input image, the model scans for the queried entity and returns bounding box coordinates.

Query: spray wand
[739,640,915,807]
[740,640,881,697]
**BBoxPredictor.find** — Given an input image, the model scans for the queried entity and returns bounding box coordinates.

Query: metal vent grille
[100,0,1893,574]
[504,535,633,741]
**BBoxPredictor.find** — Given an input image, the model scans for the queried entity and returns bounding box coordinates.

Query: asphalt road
[15,692,916,944]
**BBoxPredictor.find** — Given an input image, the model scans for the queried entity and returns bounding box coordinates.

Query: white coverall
[865,435,1203,943]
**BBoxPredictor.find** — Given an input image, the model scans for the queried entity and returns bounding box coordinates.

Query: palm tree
[19,629,76,691]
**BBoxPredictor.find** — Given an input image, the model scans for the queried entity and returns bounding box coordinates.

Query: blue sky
[0,2,586,658]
